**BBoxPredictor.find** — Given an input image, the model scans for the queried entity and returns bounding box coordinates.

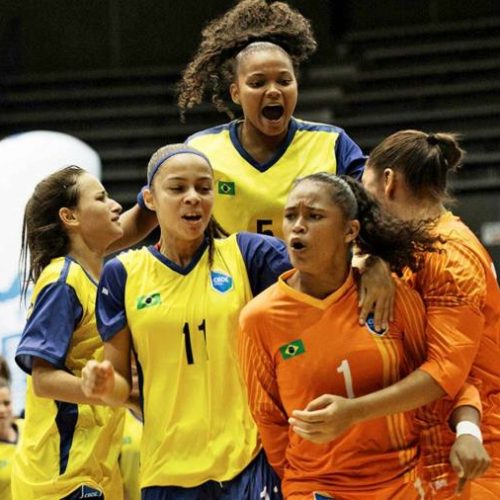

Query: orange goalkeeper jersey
[406,211,500,490]
[238,269,428,497]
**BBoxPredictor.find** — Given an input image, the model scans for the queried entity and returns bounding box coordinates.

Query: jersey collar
[229,117,298,173]
[147,238,209,276]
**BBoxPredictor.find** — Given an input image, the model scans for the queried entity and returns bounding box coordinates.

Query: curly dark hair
[177,0,317,118]
[293,173,442,275]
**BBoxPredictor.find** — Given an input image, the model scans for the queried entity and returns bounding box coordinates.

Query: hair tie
[427,134,439,146]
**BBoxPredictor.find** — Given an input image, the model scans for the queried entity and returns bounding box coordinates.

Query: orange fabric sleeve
[238,311,289,478]
[416,242,487,397]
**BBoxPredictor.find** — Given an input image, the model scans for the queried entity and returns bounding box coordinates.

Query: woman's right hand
[81,359,115,399]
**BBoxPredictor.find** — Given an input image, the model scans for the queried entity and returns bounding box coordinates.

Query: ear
[58,207,78,228]
[345,219,360,244]
[383,168,397,200]
[142,187,156,212]
[229,82,240,105]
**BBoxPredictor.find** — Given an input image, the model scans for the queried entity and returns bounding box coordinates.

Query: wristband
[137,186,154,213]
[456,421,483,443]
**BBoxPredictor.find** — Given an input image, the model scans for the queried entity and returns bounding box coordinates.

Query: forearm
[33,367,105,406]
[351,369,445,424]
[450,405,481,430]
[106,204,158,254]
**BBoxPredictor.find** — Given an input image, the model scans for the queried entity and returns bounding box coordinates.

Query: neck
[238,121,289,163]
[288,265,350,299]
[160,234,205,267]
[68,244,104,282]
[0,420,16,443]
[393,197,446,222]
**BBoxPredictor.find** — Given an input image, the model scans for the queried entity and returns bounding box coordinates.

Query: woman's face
[72,173,123,247]
[146,153,214,245]
[0,387,13,425]
[283,180,358,276]
[230,48,298,139]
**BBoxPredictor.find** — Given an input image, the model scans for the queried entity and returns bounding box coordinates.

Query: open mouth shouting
[262,104,285,121]
[182,213,203,223]
[289,238,306,253]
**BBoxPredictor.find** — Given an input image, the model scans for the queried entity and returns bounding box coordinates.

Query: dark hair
[177,0,317,118]
[368,130,464,203]
[0,356,11,384]
[146,144,228,266]
[20,165,85,300]
[293,173,440,275]
[0,376,10,390]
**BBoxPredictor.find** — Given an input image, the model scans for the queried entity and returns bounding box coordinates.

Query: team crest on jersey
[137,292,161,310]
[365,314,388,336]
[210,271,233,293]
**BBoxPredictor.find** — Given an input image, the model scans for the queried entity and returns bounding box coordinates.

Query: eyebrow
[165,176,213,181]
[284,204,326,211]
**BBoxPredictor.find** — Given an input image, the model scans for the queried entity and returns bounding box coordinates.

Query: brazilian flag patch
[137,292,161,310]
[279,339,306,360]
[218,180,235,195]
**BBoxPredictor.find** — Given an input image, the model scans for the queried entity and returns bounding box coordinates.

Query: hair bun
[426,134,439,146]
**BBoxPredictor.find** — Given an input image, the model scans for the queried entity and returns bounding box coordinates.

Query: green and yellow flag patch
[218,181,235,195]
[279,339,306,360]
[137,292,161,310]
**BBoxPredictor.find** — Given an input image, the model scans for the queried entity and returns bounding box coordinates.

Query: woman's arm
[81,327,132,407]
[106,204,158,255]
[32,357,105,406]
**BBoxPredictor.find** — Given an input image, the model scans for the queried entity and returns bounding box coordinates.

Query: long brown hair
[20,165,85,300]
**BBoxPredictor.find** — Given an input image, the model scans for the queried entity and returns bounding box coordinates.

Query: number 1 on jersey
[337,359,355,398]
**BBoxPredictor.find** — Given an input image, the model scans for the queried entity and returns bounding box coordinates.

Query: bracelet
[456,420,483,443]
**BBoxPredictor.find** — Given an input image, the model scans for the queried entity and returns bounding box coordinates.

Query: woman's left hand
[356,255,395,331]
[289,394,358,444]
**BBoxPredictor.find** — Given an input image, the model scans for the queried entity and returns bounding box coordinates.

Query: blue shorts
[141,450,282,500]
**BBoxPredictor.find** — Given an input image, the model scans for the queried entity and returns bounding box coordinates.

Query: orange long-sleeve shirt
[239,269,428,497]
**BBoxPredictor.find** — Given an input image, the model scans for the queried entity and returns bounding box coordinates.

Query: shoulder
[293,117,345,135]
[236,232,287,255]
[186,122,232,144]
[239,283,279,328]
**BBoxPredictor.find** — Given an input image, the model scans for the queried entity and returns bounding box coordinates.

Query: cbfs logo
[365,314,388,337]
[210,271,233,293]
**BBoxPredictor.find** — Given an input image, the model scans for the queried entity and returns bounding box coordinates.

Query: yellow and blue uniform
[0,419,22,500]
[186,117,365,238]
[97,233,290,497]
[120,411,142,500]
[13,256,125,500]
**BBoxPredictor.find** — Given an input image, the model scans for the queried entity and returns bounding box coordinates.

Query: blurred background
[1,0,500,267]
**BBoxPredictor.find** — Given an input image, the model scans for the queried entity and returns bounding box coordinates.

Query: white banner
[0,131,101,414]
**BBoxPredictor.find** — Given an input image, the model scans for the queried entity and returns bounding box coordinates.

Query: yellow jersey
[97,233,290,488]
[120,411,142,500]
[186,117,365,238]
[14,256,124,500]
[0,419,22,500]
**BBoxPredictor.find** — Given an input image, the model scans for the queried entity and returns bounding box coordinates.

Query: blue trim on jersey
[236,232,291,296]
[185,123,231,142]
[229,119,298,173]
[135,353,145,424]
[294,119,344,134]
[67,256,98,286]
[55,400,78,475]
[97,258,128,341]
[334,131,366,180]
[148,239,208,276]
[15,281,83,374]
